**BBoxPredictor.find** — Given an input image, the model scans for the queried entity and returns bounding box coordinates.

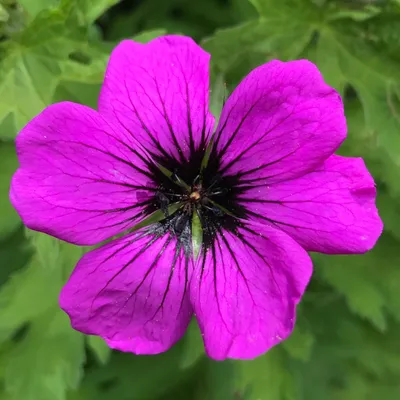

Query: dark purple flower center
[142,145,248,254]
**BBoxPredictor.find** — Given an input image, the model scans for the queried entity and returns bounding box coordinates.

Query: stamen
[207,190,228,196]
[190,191,201,201]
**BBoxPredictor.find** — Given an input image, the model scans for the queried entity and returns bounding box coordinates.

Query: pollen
[189,191,201,201]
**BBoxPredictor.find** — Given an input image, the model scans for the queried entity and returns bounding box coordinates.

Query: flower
[10,35,383,360]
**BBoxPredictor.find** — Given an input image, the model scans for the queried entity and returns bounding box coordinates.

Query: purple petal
[214,60,346,182]
[99,35,215,162]
[10,102,155,246]
[241,155,383,254]
[59,228,193,354]
[190,220,312,360]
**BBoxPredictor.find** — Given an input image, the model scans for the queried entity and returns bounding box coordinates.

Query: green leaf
[316,253,387,331]
[316,232,400,330]
[0,233,84,342]
[4,309,85,400]
[300,288,400,399]
[86,336,111,365]
[205,0,400,204]
[0,142,20,239]
[0,1,26,38]
[338,99,400,209]
[52,28,167,108]
[314,28,400,183]
[71,0,120,25]
[376,191,400,240]
[0,5,167,140]
[0,230,86,400]
[209,73,226,122]
[282,320,314,362]
[327,5,381,22]
[52,81,101,109]
[80,342,192,400]
[26,231,85,272]
[203,0,317,73]
[0,225,32,287]
[18,0,60,19]
[180,319,204,369]
[194,360,237,400]
[234,348,295,400]
[0,256,63,342]
[0,2,110,139]
[0,4,9,23]
[132,29,167,43]
[190,348,296,400]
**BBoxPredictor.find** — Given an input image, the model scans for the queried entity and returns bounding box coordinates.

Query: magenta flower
[10,35,382,360]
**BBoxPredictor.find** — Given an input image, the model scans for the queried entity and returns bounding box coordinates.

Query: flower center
[143,146,248,253]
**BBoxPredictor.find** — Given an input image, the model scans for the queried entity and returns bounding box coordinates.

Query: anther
[189,191,201,201]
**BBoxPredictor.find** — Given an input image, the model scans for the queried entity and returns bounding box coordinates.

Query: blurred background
[1,0,400,399]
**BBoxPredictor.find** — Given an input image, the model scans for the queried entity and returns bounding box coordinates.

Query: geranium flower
[10,35,383,360]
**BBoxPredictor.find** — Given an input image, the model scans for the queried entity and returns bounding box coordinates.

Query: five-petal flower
[10,35,383,360]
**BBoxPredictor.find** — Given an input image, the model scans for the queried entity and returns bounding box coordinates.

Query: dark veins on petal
[115,81,294,261]
[82,100,298,330]
[87,137,259,325]
[107,88,282,261]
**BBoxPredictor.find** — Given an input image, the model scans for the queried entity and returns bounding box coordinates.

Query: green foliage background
[0,0,400,398]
